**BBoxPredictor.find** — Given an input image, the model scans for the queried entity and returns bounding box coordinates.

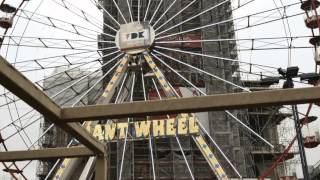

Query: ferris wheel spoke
[118,122,130,180]
[152,50,309,144]
[51,0,104,28]
[148,0,163,24]
[151,51,263,174]
[140,68,156,180]
[3,79,108,171]
[13,47,114,73]
[111,0,128,24]
[1,35,115,48]
[156,18,234,40]
[17,60,100,74]
[3,117,40,145]
[152,0,177,28]
[4,50,119,96]
[2,74,103,144]
[2,94,33,148]
[37,50,120,88]
[154,0,256,32]
[156,2,302,40]
[140,68,147,101]
[18,56,100,73]
[175,136,195,180]
[71,59,121,107]
[0,108,37,131]
[152,49,249,91]
[115,73,128,104]
[274,0,293,65]
[0,97,20,109]
[148,136,156,180]
[231,3,301,34]
[155,35,310,45]
[18,8,101,34]
[2,93,84,140]
[154,46,277,70]
[225,111,274,147]
[7,62,100,95]
[4,61,101,107]
[197,124,242,178]
[0,35,115,51]
[126,0,134,22]
[12,50,100,68]
[92,0,121,27]
[156,0,229,36]
[2,42,109,52]
[118,72,135,180]
[16,14,97,41]
[51,53,123,99]
[143,0,152,22]
[151,51,274,148]
[254,38,293,49]
[0,0,316,179]
[148,62,198,180]
[51,0,118,32]
[154,0,197,32]
[235,13,303,33]
[0,130,27,178]
[18,9,114,39]
[150,52,204,96]
[51,70,104,106]
[7,101,35,147]
[137,0,141,22]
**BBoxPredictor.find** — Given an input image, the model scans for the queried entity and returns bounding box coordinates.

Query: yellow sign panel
[90,117,200,141]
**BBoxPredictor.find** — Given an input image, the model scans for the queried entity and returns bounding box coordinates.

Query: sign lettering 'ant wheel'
[0,0,318,180]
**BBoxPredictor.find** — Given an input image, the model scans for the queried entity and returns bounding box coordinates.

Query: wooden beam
[0,147,94,162]
[61,86,320,122]
[0,57,105,154]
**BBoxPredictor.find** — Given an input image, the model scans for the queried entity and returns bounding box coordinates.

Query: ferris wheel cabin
[0,3,16,29]
[304,131,320,148]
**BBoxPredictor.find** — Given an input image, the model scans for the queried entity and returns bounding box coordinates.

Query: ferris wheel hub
[115,22,155,55]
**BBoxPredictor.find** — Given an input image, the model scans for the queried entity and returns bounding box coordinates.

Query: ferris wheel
[0,0,319,180]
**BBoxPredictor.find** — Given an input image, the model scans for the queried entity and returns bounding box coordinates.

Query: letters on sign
[124,30,148,41]
[91,117,200,142]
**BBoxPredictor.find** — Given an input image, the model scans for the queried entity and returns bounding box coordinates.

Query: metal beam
[0,56,60,120]
[61,123,105,154]
[95,155,107,180]
[0,147,94,162]
[61,86,320,121]
[0,57,105,154]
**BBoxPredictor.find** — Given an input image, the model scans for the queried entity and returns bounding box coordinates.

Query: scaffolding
[34,0,307,180]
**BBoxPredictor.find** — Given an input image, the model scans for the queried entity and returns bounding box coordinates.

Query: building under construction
[34,0,306,180]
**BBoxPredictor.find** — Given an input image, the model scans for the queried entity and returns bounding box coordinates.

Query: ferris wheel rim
[0,0,318,179]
